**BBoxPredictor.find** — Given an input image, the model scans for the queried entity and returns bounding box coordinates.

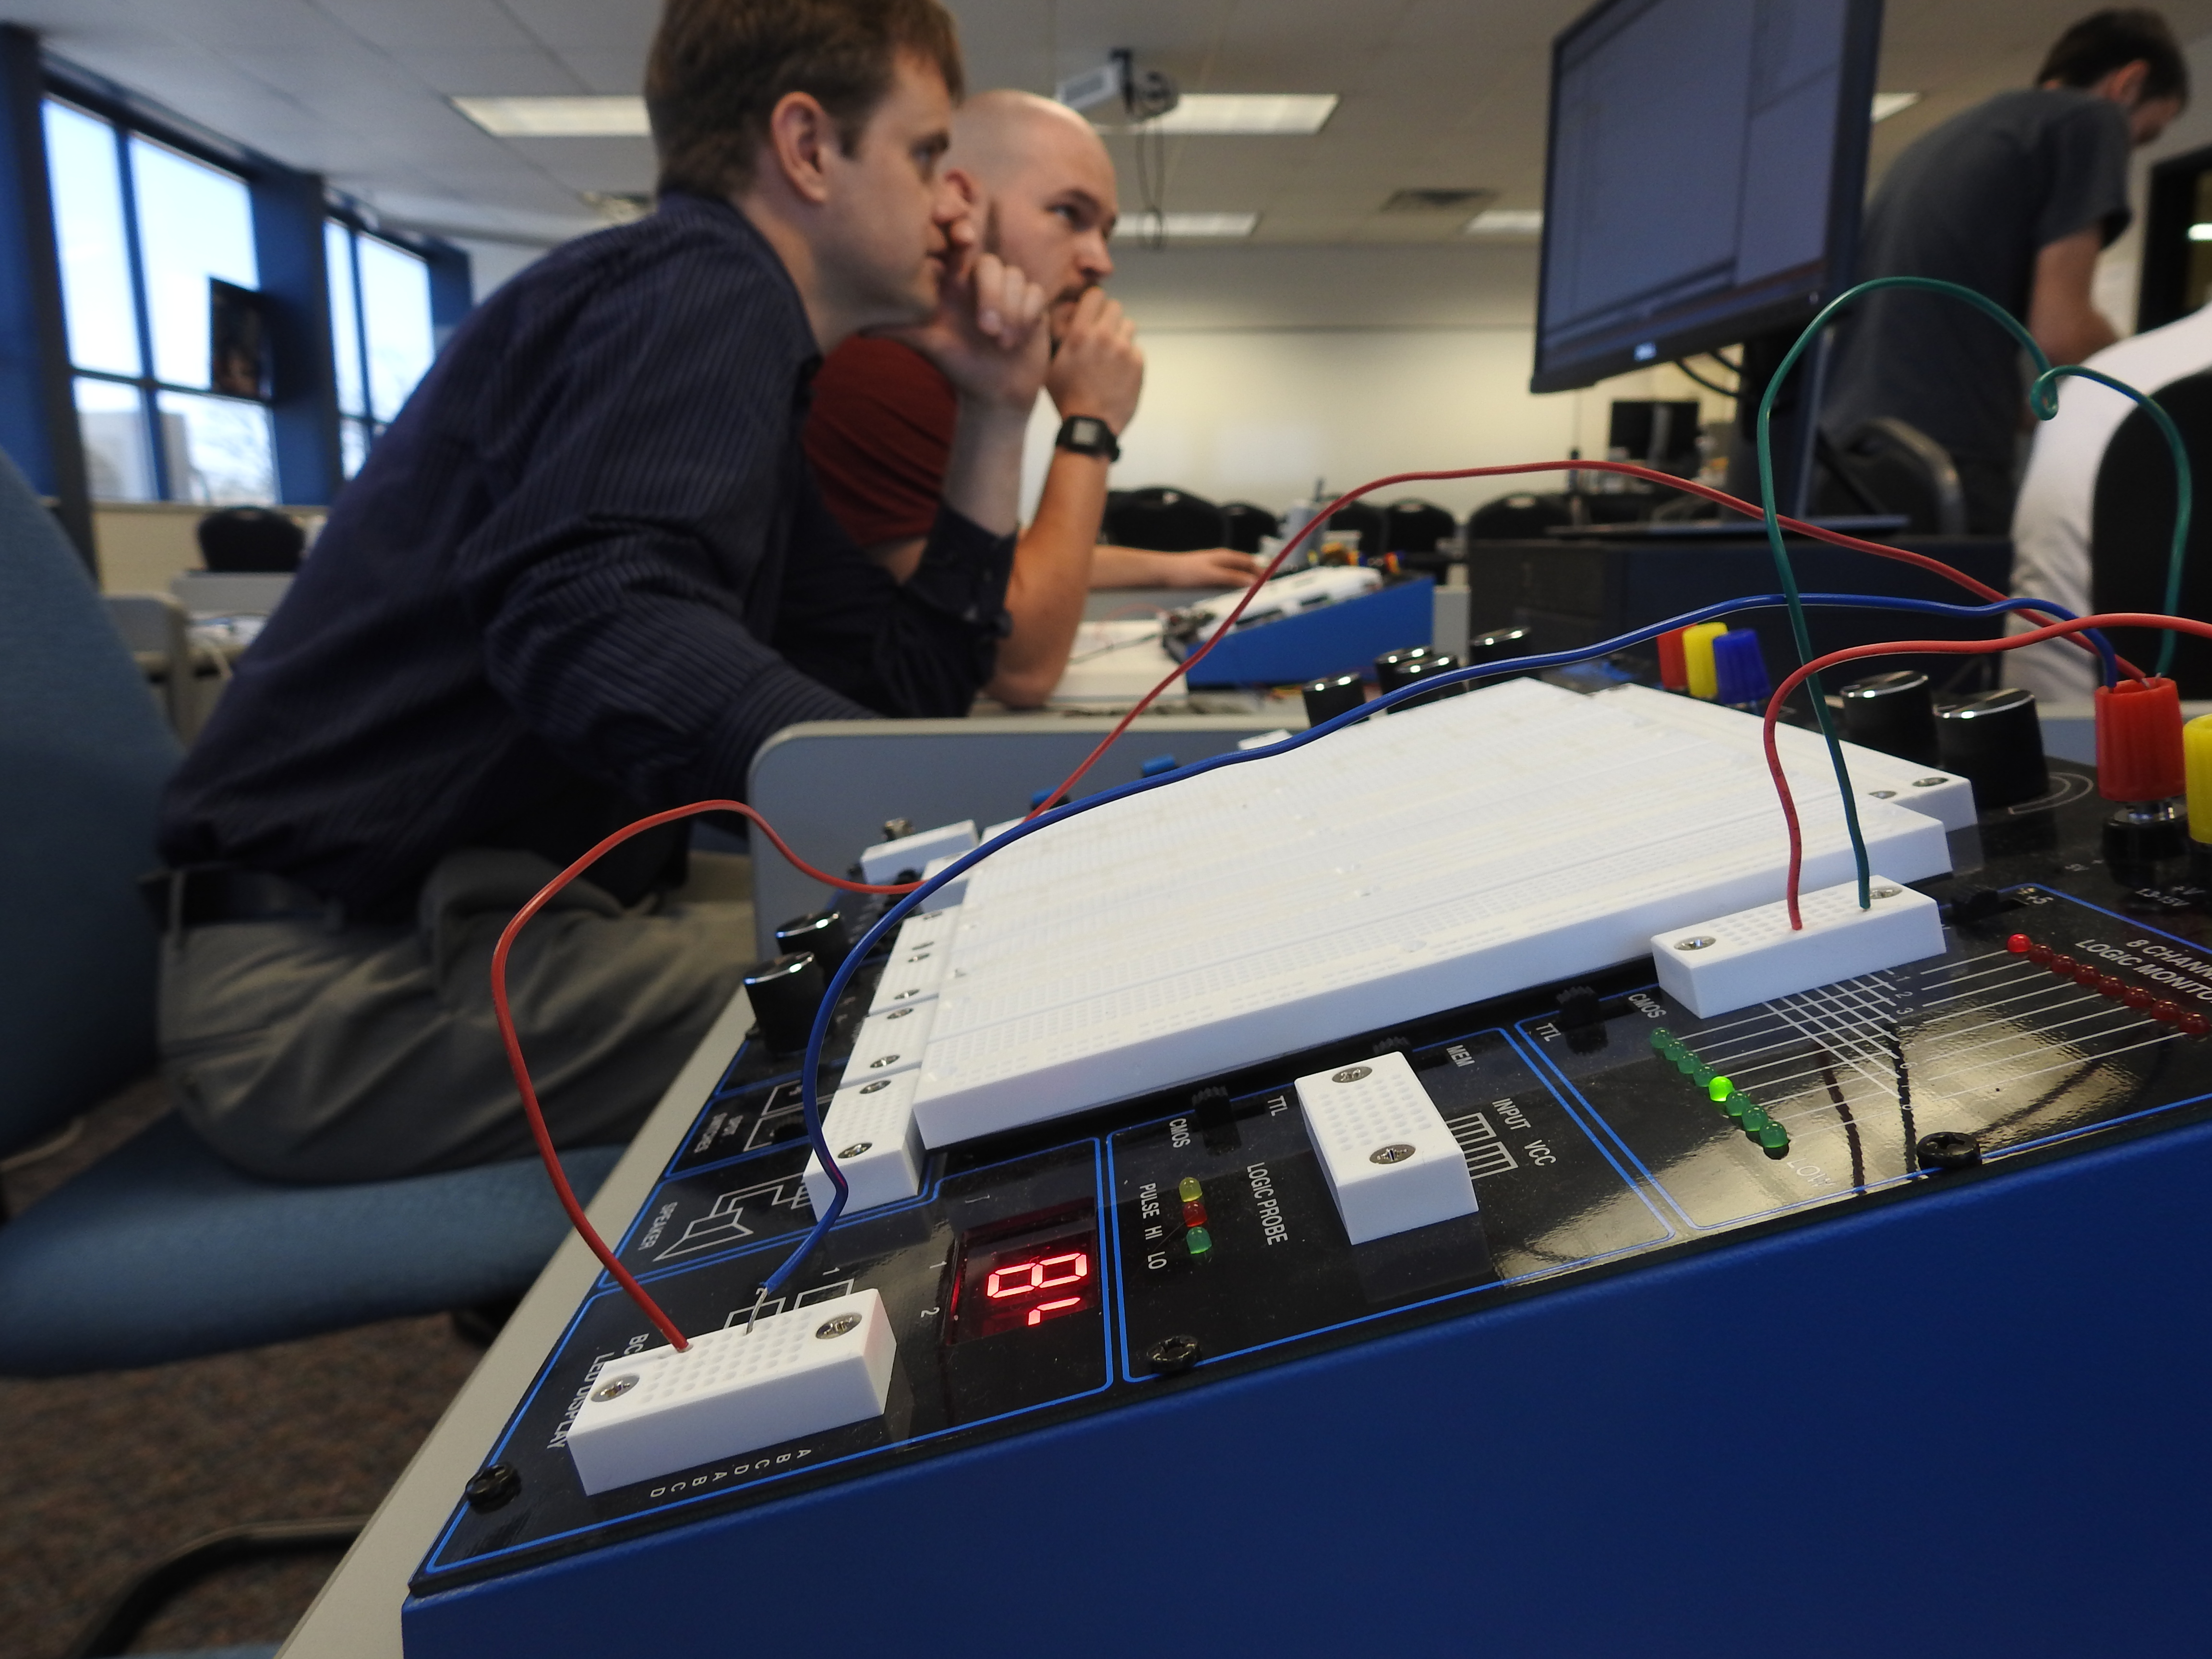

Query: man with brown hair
[154,0,1039,1181]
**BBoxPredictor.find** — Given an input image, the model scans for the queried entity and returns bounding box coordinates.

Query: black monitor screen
[1532,0,1880,393]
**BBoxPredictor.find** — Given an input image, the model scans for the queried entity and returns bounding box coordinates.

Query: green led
[1739,1106,1771,1134]
[1650,1028,1672,1051]
[1723,1094,1750,1120]
[1674,1053,1700,1076]
[1708,1076,1734,1103]
[1690,1066,1715,1088]
[1186,1226,1213,1257]
[1758,1123,1790,1157]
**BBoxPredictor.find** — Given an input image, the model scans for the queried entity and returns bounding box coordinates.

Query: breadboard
[906,678,1954,1149]
[564,1289,894,1495]
[1294,1052,1476,1244]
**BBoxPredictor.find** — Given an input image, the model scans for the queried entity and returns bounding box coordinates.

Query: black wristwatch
[1055,414,1120,461]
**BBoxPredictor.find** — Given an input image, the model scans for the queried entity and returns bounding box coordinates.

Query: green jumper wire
[1753,275,2194,911]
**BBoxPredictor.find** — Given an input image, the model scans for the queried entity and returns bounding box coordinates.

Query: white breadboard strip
[1650,877,1946,1017]
[868,927,949,1014]
[906,678,1952,1148]
[920,854,968,907]
[859,820,975,885]
[840,1000,935,1090]
[805,1070,925,1214]
[1598,685,1977,832]
[1294,1052,1475,1245]
[564,1289,894,1495]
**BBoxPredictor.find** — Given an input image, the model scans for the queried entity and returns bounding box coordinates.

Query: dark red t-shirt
[804,337,957,547]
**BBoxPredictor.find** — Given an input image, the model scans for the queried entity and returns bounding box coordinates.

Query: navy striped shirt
[160,194,1012,914]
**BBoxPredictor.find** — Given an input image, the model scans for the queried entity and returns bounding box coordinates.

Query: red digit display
[950,1221,1098,1343]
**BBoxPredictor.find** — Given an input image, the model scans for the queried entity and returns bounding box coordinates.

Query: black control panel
[413,758,2212,1595]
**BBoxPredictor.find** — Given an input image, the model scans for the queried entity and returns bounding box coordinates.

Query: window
[326,221,435,476]
[43,98,276,504]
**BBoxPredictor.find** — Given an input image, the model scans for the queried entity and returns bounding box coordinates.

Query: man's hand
[1090,545,1265,589]
[891,248,1051,412]
[1046,288,1143,435]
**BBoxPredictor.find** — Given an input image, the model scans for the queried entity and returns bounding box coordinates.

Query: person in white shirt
[2006,297,2212,701]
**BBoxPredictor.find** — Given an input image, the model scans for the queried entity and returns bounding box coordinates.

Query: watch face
[1061,417,1115,458]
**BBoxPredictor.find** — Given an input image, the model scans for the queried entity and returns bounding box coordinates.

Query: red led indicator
[949,1217,1100,1343]
[986,1249,1090,1300]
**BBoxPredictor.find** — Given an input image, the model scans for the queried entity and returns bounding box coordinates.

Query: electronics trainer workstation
[394,1,2212,1651]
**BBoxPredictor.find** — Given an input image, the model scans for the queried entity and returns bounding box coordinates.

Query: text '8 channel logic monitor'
[1531,0,1883,395]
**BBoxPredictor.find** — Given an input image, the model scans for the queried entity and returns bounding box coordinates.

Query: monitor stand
[1721,325,1833,519]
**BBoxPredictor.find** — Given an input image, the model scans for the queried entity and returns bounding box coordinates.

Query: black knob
[742,953,825,1054]
[1302,673,1366,725]
[774,910,849,974]
[1466,625,1531,665]
[1389,652,1464,710]
[1373,645,1436,692]
[1936,688,2047,810]
[1840,671,1939,767]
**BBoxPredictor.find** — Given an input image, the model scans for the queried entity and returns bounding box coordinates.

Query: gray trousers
[158,848,756,1183]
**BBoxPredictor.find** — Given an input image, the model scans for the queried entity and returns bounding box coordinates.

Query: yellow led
[1683,622,1727,699]
[2187,714,2212,844]
[1178,1176,1202,1202]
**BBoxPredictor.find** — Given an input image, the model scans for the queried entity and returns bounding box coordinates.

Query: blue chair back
[0,451,180,1154]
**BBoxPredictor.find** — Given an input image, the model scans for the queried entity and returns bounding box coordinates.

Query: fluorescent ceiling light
[1870,91,1922,123]
[1466,208,1543,235]
[453,95,649,136]
[1115,211,1260,239]
[2190,222,2212,241]
[1126,94,1338,136]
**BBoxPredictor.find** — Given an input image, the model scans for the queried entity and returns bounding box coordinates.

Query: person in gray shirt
[1821,9,2187,531]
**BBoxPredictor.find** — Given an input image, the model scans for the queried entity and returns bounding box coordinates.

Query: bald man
[804,89,1260,707]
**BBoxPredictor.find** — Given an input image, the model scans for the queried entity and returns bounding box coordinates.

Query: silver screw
[838,1142,872,1158]
[1370,1142,1416,1164]
[1871,885,1901,899]
[886,1007,913,1020]
[1673,936,1715,951]
[1869,789,1897,799]
[816,1314,861,1339]
[1332,1066,1372,1083]
[590,1374,638,1402]
[1913,776,1948,787]
[859,1080,890,1094]
[869,1055,900,1068]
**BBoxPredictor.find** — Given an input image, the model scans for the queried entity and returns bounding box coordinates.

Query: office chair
[1382,499,1458,554]
[1465,492,1574,540]
[1103,487,1228,552]
[1323,500,1385,555]
[1219,502,1279,554]
[1815,416,1969,535]
[197,505,304,573]
[2091,368,2212,696]
[0,450,622,1649]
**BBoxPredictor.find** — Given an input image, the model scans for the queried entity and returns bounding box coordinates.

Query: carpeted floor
[0,1077,485,1659]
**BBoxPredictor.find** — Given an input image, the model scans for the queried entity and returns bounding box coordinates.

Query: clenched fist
[1046,287,1143,437]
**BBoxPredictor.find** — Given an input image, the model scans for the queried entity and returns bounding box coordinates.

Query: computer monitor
[1530,0,1884,395]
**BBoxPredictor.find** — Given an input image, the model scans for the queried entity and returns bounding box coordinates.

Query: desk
[274,989,755,1659]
